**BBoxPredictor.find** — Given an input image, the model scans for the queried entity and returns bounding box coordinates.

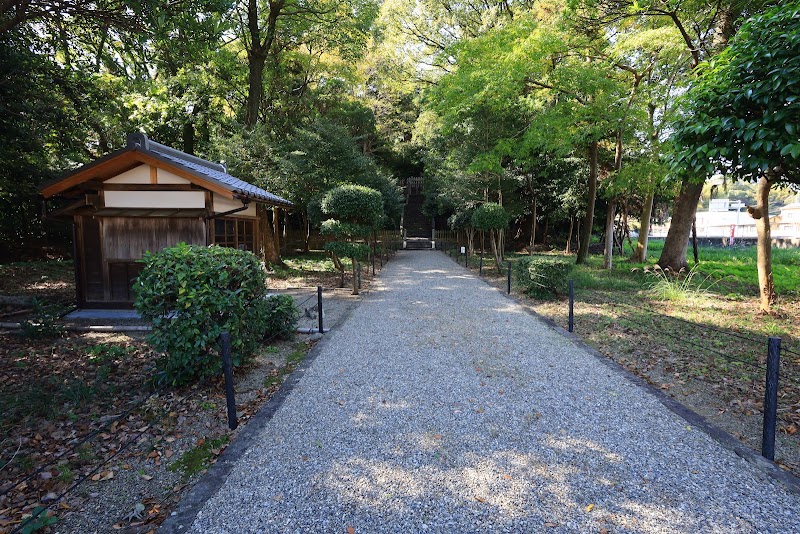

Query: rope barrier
[608,309,765,372]
[609,299,765,347]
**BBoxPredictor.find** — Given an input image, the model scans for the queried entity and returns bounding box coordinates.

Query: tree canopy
[2,0,798,310]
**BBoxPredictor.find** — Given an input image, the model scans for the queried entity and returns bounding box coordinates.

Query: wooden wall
[102,217,206,260]
[76,215,207,306]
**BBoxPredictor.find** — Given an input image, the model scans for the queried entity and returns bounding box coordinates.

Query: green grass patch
[262,341,310,389]
[271,251,352,279]
[167,435,230,480]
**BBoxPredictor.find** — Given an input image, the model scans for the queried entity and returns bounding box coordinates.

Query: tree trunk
[658,180,703,270]
[633,191,654,262]
[751,176,775,312]
[565,216,574,254]
[243,0,283,128]
[529,197,537,255]
[330,251,343,271]
[273,208,281,253]
[621,201,632,255]
[490,229,503,271]
[300,212,310,252]
[245,51,267,127]
[257,204,284,267]
[577,141,598,264]
[351,258,359,295]
[182,121,195,155]
[603,199,615,269]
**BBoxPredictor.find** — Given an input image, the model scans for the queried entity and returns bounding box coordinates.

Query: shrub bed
[134,243,273,385]
[515,256,573,299]
[263,294,300,341]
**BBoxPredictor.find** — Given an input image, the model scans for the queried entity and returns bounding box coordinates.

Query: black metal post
[465,248,468,268]
[220,332,238,430]
[762,337,781,460]
[479,255,483,276]
[568,279,575,333]
[357,262,361,289]
[380,248,383,268]
[507,261,511,294]
[372,248,376,275]
[317,285,324,334]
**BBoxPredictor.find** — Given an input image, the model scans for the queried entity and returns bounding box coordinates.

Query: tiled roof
[150,148,293,207]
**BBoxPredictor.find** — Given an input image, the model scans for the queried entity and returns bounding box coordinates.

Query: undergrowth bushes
[515,256,573,299]
[263,294,300,341]
[135,244,296,386]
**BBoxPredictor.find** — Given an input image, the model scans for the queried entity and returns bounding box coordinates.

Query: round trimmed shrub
[134,243,271,386]
[471,202,509,231]
[263,294,300,341]
[515,256,573,299]
[321,184,384,225]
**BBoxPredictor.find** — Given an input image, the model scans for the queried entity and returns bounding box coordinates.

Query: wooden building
[40,133,293,308]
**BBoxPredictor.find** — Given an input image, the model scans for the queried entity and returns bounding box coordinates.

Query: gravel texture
[186,251,800,533]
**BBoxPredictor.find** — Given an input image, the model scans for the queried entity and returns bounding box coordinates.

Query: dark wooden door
[77,216,105,305]
[108,261,144,303]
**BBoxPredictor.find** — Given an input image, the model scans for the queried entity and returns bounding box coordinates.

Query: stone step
[405,238,433,250]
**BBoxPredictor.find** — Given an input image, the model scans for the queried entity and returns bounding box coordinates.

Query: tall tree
[570,0,768,269]
[235,0,378,127]
[669,2,800,312]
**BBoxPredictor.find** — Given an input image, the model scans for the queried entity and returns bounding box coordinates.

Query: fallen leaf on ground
[91,470,114,481]
[585,503,595,512]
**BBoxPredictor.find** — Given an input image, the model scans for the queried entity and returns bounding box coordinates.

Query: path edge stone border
[447,252,800,495]
[159,297,363,533]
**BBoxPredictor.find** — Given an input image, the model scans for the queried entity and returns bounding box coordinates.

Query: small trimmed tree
[669,3,800,312]
[447,207,476,256]
[321,184,384,295]
[471,202,509,271]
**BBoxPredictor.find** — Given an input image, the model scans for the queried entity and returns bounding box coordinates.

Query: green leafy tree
[471,202,510,271]
[669,2,800,312]
[321,185,384,295]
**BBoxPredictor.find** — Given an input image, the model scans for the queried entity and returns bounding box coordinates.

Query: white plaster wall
[105,165,190,185]
[157,169,191,184]
[213,193,257,217]
[104,190,206,209]
[106,165,150,184]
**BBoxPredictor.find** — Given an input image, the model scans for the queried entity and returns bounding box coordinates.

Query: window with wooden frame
[213,218,256,252]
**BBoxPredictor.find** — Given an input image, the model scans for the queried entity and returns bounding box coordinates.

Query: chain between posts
[565,284,784,462]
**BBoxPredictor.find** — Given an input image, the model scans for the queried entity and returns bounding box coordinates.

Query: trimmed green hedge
[134,243,273,386]
[514,256,573,299]
[263,294,300,341]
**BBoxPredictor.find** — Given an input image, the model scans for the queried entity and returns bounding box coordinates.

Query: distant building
[773,198,800,246]
[650,195,800,247]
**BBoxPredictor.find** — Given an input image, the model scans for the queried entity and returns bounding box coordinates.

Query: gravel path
[186,251,800,533]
